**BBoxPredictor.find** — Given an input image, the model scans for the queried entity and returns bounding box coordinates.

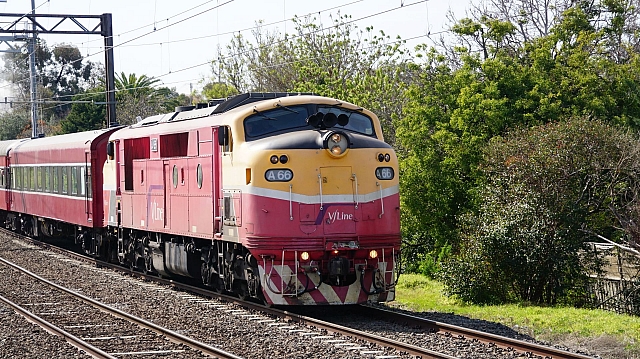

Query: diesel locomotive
[0,93,400,305]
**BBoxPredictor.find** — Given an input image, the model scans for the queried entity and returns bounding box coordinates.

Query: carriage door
[84,152,92,221]
[163,161,171,228]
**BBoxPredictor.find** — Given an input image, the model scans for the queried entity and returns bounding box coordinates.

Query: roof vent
[175,105,195,112]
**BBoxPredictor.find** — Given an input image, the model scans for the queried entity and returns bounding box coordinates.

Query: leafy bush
[441,118,640,305]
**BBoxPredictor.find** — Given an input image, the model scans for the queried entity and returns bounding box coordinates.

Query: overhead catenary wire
[16,0,435,110]
[0,0,400,96]
[9,0,458,116]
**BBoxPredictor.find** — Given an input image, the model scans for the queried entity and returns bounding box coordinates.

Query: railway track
[333,305,598,359]
[0,255,241,359]
[1,229,599,359]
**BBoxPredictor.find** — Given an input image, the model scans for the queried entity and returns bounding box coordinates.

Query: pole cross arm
[0,13,105,35]
[0,11,117,130]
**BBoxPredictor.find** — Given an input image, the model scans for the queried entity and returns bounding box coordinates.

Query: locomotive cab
[232,96,401,305]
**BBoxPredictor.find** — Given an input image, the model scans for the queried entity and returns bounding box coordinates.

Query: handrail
[352,173,359,209]
[318,174,324,211]
[377,182,384,218]
[289,184,293,220]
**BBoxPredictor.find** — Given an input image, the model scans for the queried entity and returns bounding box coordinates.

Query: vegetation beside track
[392,274,640,359]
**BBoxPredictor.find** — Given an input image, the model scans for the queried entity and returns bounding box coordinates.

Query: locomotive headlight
[369,250,379,259]
[384,153,391,162]
[300,252,310,261]
[270,155,279,164]
[325,131,349,157]
[377,153,385,162]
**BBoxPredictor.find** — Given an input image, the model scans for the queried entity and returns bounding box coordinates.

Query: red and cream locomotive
[0,93,400,305]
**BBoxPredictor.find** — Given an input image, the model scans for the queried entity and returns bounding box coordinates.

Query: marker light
[369,250,379,259]
[384,153,391,162]
[270,155,279,164]
[279,155,289,164]
[377,153,385,162]
[300,252,310,261]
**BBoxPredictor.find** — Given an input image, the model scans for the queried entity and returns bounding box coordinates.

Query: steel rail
[2,231,457,359]
[0,256,244,359]
[361,306,597,359]
[2,229,595,359]
[0,293,116,359]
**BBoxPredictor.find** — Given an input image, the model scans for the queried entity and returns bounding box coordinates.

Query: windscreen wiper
[253,107,277,120]
[327,101,363,111]
[275,103,299,114]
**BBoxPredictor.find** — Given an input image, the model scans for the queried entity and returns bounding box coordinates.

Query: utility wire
[11,0,431,107]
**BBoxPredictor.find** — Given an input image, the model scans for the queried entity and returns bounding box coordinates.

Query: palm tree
[115,72,161,99]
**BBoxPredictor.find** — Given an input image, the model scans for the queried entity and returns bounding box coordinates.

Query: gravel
[0,233,606,359]
[0,300,91,358]
[0,235,405,359]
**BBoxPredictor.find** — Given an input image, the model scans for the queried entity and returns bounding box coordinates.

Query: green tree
[441,118,640,305]
[202,82,238,99]
[114,72,169,125]
[0,109,30,140]
[59,90,106,134]
[397,2,640,272]
[211,14,411,143]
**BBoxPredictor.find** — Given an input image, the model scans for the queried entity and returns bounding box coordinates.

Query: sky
[0,0,474,98]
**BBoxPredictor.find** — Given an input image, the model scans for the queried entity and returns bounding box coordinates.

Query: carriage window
[52,167,59,193]
[36,167,42,191]
[71,167,78,195]
[80,167,86,196]
[45,167,51,192]
[0,168,4,187]
[15,168,20,189]
[62,167,68,194]
[29,167,35,191]
[86,166,92,198]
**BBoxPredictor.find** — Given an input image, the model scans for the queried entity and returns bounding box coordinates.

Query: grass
[391,274,640,358]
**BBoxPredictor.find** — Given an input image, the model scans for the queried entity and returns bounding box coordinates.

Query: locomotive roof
[114,94,372,140]
[129,93,318,129]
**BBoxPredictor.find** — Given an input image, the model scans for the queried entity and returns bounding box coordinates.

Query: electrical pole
[102,13,116,128]
[29,0,38,138]
[0,11,117,131]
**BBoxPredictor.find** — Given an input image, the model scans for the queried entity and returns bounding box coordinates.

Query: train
[0,92,401,305]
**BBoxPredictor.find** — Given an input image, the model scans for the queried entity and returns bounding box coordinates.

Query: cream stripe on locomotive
[239,184,399,204]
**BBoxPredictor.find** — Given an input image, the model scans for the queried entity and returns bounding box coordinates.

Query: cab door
[163,160,171,229]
